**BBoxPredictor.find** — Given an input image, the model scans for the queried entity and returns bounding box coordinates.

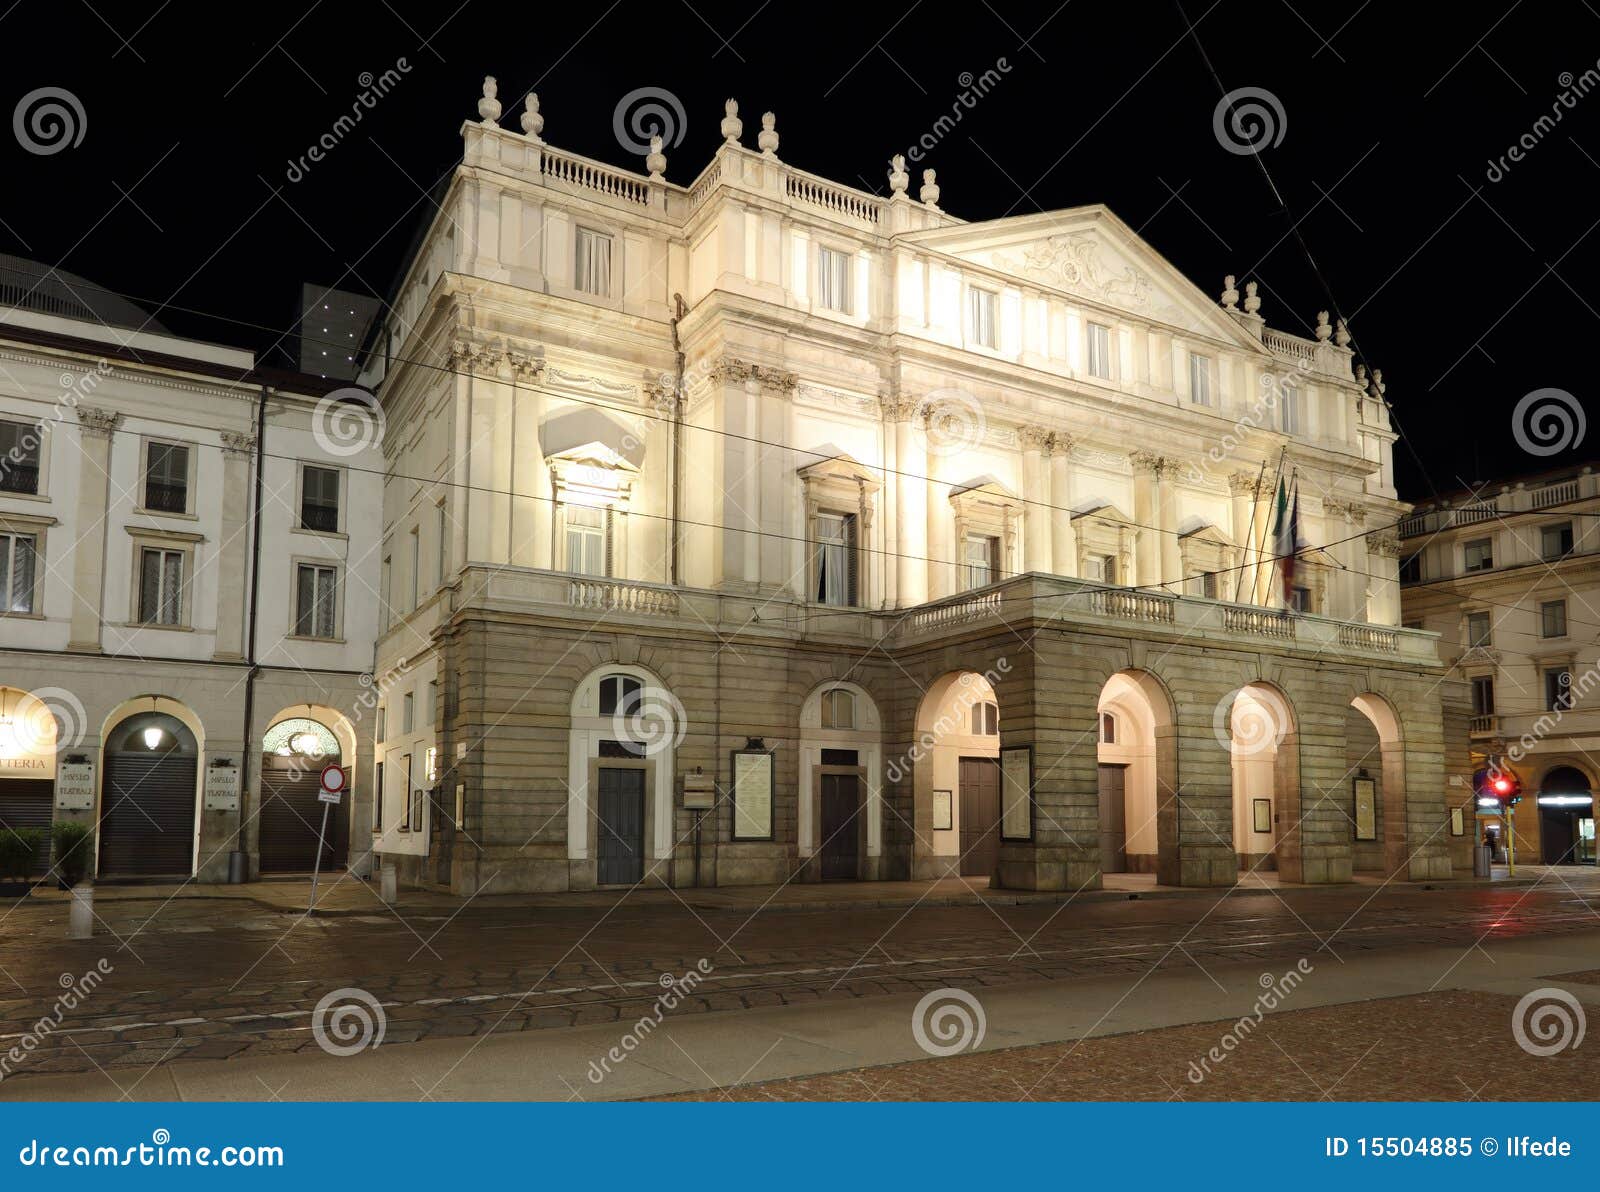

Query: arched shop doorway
[260,716,347,873]
[0,687,61,875]
[99,709,200,877]
[911,672,1001,880]
[1538,765,1595,865]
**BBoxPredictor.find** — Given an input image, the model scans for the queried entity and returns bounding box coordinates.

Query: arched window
[598,674,642,717]
[820,688,855,730]
[1100,712,1117,744]
[972,701,998,735]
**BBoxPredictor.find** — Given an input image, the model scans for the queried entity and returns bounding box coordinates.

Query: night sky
[4,0,1596,501]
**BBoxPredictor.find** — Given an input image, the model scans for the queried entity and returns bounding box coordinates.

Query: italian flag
[1271,477,1299,604]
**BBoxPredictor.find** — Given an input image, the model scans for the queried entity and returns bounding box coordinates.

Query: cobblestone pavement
[0,868,1596,1085]
[653,990,1598,1101]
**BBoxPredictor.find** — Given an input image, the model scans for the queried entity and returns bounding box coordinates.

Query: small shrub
[51,821,94,888]
[0,827,45,882]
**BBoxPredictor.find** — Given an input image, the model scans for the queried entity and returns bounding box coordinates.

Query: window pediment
[797,447,881,495]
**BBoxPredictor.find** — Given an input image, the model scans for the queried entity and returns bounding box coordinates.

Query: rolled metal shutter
[99,754,197,877]
[259,760,345,873]
[0,777,54,874]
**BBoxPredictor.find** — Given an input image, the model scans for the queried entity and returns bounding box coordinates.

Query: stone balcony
[445,566,1440,666]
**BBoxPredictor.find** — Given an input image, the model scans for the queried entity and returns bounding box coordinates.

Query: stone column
[1228,471,1261,605]
[214,431,256,661]
[1158,458,1182,591]
[1048,434,1076,577]
[509,354,549,571]
[1365,530,1401,625]
[1130,452,1162,588]
[1018,427,1051,575]
[887,398,926,606]
[67,407,120,653]
[1339,502,1367,621]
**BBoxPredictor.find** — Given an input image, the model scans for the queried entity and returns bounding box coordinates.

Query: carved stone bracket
[712,356,797,394]
[220,431,257,459]
[1046,431,1075,457]
[1016,426,1053,453]
[76,407,121,439]
[1365,530,1401,558]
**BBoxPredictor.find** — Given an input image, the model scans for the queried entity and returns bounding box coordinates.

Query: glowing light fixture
[290,731,321,756]
[143,727,165,750]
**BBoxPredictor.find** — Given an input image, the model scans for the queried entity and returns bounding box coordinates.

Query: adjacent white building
[0,258,382,881]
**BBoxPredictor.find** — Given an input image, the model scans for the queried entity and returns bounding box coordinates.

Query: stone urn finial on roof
[758,111,779,157]
[920,168,941,209]
[888,154,909,195]
[520,93,544,140]
[721,99,743,145]
[478,75,501,125]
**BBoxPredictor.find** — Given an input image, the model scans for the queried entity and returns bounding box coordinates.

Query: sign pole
[308,801,331,913]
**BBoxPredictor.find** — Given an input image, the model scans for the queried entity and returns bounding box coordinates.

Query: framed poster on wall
[1353,776,1377,841]
[731,748,773,840]
[1252,797,1272,834]
[1000,746,1033,841]
[1449,806,1465,836]
[932,789,953,831]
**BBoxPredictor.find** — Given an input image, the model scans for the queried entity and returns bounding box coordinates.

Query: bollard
[67,884,93,939]
[380,863,397,905]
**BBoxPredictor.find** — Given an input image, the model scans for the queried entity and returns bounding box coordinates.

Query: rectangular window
[1187,570,1219,599]
[428,679,439,725]
[400,753,413,830]
[300,465,340,532]
[138,547,184,625]
[1289,585,1312,613]
[0,421,40,495]
[817,247,851,313]
[1463,538,1494,572]
[1398,552,1421,584]
[1086,323,1112,379]
[1280,383,1301,434]
[1541,522,1574,561]
[1471,675,1495,716]
[373,760,384,831]
[1100,712,1116,744]
[1466,611,1491,647]
[402,692,414,734]
[575,227,613,296]
[1546,667,1573,711]
[814,511,857,607]
[1541,599,1568,639]
[967,287,997,349]
[376,706,386,744]
[143,442,189,513]
[0,532,36,614]
[962,534,999,590]
[1188,354,1211,406]
[564,504,608,576]
[1086,553,1117,585]
[294,563,338,638]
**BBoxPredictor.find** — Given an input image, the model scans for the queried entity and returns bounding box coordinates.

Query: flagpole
[1261,446,1289,606]
[1232,458,1269,605]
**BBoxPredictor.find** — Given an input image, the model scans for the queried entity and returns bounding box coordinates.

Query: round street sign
[320,764,347,795]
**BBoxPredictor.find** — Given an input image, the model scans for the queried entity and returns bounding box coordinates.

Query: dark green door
[596,768,645,885]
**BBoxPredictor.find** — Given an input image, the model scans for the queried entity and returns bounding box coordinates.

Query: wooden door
[958,757,1000,878]
[820,773,860,880]
[596,768,645,885]
[1098,763,1127,873]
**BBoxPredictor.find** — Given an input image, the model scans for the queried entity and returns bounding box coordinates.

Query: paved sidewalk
[24,863,1553,918]
[4,926,1595,1101]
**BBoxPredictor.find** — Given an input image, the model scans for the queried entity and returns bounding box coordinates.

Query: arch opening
[259,705,352,874]
[798,680,883,882]
[1348,693,1407,877]
[910,671,1001,881]
[1096,670,1176,878]
[98,697,204,879]
[1225,683,1299,876]
[1537,764,1595,865]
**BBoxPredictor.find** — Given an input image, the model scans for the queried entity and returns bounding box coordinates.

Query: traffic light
[1475,764,1523,806]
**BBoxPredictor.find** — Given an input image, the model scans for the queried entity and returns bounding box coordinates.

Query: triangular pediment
[900,206,1267,349]
[797,446,881,491]
[1180,521,1236,547]
[1073,500,1135,526]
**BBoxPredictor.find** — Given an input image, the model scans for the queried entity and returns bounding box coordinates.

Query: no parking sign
[318,763,346,804]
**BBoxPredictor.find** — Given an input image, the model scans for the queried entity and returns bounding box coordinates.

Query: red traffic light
[1492,776,1513,795]
[1475,765,1523,804]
